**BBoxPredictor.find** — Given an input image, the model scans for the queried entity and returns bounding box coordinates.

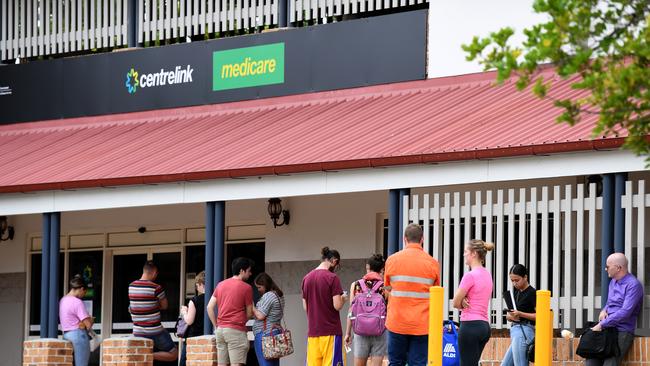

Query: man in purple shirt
[588,253,644,366]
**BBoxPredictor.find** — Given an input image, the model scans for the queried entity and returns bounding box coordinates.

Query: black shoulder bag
[576,322,619,359]
[519,324,535,362]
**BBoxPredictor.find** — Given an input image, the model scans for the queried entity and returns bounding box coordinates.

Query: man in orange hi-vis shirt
[384,223,440,366]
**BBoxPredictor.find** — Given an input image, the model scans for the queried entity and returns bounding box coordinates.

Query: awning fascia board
[0,149,645,216]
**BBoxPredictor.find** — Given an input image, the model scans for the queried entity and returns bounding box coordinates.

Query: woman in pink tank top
[452,239,495,366]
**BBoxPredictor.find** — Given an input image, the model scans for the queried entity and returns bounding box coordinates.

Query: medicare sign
[212,43,285,91]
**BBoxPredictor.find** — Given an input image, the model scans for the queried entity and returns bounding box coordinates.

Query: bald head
[605,253,629,280]
[608,253,628,268]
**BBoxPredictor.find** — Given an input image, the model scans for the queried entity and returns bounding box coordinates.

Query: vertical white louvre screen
[1,0,128,62]
[404,180,649,332]
[2,0,424,61]
[139,0,278,44]
[291,0,426,23]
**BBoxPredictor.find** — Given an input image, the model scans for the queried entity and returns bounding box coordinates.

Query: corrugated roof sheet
[0,69,623,193]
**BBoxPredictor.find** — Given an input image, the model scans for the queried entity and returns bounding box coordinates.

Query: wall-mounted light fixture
[586,175,604,197]
[267,198,290,228]
[0,216,14,241]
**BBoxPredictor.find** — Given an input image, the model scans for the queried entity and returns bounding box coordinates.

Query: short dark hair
[69,274,86,290]
[509,264,528,278]
[367,254,385,273]
[232,257,254,275]
[404,224,423,243]
[143,260,158,273]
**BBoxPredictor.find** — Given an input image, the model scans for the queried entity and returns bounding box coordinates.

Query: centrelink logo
[125,65,194,94]
[443,343,456,358]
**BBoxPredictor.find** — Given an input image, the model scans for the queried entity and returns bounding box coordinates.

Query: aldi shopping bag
[442,320,460,366]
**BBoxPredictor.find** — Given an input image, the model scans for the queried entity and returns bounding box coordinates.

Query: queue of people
[58,223,644,366]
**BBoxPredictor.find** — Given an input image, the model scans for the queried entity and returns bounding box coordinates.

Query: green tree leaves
[463,0,650,157]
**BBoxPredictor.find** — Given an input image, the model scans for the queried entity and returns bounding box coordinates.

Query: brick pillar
[621,337,649,365]
[23,339,73,366]
[186,335,218,366]
[480,336,650,366]
[101,337,153,366]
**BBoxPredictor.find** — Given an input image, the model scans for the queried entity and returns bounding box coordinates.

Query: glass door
[111,253,147,335]
[110,250,181,337]
[152,252,181,330]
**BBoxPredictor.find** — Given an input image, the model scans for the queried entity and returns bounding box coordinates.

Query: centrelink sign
[0,10,426,124]
[125,65,194,94]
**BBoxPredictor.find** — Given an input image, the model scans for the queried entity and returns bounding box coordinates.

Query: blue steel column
[127,0,140,47]
[214,201,226,287]
[601,174,614,306]
[40,213,51,338]
[278,0,288,27]
[204,202,215,335]
[388,190,399,256]
[398,188,410,250]
[613,173,628,254]
[48,212,61,339]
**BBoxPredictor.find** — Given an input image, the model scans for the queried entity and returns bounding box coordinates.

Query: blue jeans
[502,324,535,366]
[254,330,281,366]
[63,329,90,366]
[179,340,187,366]
[140,329,176,352]
[387,330,428,366]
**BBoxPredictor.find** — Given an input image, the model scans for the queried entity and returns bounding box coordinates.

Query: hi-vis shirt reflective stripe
[390,275,435,286]
[389,275,434,298]
[390,290,430,299]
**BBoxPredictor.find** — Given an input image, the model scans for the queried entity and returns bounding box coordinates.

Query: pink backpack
[350,280,386,336]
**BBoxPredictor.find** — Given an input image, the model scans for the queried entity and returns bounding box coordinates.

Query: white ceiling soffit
[0,150,645,215]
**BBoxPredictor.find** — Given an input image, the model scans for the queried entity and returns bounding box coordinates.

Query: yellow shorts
[306,335,345,366]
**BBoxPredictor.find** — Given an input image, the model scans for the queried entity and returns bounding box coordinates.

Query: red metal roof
[0,69,623,193]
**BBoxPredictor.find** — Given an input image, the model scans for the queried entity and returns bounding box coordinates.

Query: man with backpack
[384,224,440,366]
[345,254,388,366]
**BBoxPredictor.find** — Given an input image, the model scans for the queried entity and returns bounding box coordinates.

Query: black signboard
[0,10,427,124]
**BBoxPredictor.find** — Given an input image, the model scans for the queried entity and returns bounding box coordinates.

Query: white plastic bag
[88,330,101,352]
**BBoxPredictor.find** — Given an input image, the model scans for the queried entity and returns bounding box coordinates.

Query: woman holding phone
[59,275,94,366]
[503,264,536,366]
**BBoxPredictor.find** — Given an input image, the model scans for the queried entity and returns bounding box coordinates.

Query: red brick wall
[23,339,73,366]
[186,335,218,366]
[365,336,650,366]
[101,337,153,366]
[481,336,650,366]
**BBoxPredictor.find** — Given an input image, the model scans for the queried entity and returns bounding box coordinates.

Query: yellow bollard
[428,286,444,366]
[549,310,554,362]
[535,290,553,366]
